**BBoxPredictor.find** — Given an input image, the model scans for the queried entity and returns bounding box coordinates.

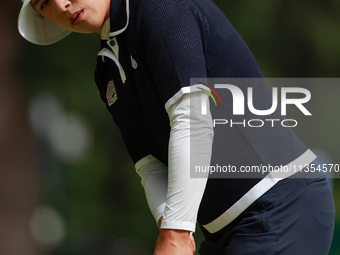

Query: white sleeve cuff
[160,220,196,232]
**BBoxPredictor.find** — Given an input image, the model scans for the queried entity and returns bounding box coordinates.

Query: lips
[70,10,84,25]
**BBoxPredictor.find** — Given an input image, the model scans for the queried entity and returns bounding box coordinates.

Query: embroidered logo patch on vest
[106,81,118,106]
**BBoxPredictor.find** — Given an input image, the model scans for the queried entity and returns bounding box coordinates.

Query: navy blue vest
[94,0,309,229]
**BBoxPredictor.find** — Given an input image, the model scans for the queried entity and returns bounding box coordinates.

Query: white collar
[100,19,111,40]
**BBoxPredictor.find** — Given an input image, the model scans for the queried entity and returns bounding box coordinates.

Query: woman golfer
[18,0,335,254]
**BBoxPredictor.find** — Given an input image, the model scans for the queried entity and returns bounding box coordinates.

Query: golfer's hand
[154,229,196,255]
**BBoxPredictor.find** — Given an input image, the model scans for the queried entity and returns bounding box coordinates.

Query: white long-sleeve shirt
[135,91,213,232]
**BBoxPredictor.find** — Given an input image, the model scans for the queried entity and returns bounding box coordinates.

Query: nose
[55,0,71,14]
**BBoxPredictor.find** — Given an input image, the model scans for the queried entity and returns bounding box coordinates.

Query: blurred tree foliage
[12,0,340,254]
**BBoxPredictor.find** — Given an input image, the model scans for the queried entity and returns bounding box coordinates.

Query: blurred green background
[1,0,339,254]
